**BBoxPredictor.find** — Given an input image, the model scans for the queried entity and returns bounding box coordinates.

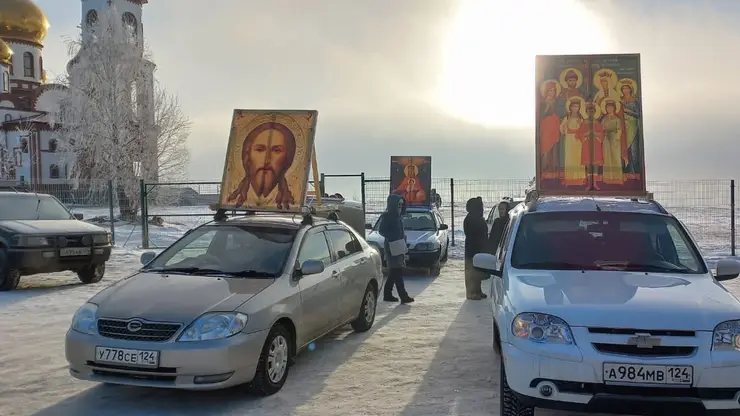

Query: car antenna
[591,197,602,211]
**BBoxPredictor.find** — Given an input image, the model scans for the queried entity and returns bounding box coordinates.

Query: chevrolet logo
[626,333,661,349]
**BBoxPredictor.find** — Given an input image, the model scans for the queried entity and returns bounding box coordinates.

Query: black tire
[77,263,105,284]
[500,354,535,416]
[430,260,441,277]
[0,250,21,291]
[351,283,377,332]
[249,324,291,396]
[440,241,449,262]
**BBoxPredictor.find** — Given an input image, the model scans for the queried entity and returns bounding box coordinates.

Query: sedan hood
[91,272,274,322]
[405,230,437,244]
[509,270,740,330]
[0,219,105,234]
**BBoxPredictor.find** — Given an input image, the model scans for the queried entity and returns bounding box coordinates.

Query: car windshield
[402,212,437,231]
[144,225,297,278]
[0,195,73,220]
[510,212,706,274]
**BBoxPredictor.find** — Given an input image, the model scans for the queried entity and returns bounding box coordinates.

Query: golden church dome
[0,0,49,45]
[0,38,12,66]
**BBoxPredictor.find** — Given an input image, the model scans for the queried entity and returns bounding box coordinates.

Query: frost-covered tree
[55,6,190,220]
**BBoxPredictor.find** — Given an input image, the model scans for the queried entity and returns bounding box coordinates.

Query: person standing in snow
[463,197,488,300]
[488,200,511,254]
[378,193,415,304]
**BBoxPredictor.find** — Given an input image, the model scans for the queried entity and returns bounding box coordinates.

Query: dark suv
[0,192,112,291]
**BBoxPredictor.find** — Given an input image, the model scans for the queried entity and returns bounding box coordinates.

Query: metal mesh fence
[364,177,734,256]
[23,176,733,255]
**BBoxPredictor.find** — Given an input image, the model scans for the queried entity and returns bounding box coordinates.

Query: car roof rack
[524,190,668,214]
[209,204,342,225]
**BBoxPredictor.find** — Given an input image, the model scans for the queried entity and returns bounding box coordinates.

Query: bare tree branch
[53,6,190,217]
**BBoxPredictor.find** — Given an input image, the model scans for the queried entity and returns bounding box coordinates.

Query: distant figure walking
[463,197,488,300]
[488,200,511,254]
[430,188,442,208]
[379,194,414,304]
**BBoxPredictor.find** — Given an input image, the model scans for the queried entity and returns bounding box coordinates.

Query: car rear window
[510,212,706,274]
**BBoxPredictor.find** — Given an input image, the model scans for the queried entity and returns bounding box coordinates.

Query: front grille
[529,378,739,400]
[92,369,176,383]
[98,318,181,342]
[588,327,696,337]
[56,235,92,248]
[593,343,696,357]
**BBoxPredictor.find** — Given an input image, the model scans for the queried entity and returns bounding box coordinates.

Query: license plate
[95,347,159,368]
[603,363,693,385]
[60,247,91,256]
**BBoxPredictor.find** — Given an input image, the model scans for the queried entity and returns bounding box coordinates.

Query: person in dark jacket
[463,197,488,300]
[488,200,511,254]
[378,193,414,304]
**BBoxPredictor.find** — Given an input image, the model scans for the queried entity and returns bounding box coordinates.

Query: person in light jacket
[463,197,488,300]
[378,193,414,304]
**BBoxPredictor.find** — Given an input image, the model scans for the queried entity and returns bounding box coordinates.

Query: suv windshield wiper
[146,267,277,278]
[514,261,595,270]
[617,263,691,273]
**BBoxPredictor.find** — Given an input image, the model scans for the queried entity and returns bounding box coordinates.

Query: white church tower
[73,0,158,181]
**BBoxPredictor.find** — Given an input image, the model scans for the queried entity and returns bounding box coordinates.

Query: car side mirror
[299,260,325,276]
[473,253,502,277]
[715,259,740,281]
[365,223,373,229]
[73,213,84,220]
[140,251,156,265]
[439,224,449,230]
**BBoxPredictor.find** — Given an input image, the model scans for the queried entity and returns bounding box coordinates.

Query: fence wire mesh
[24,176,734,256]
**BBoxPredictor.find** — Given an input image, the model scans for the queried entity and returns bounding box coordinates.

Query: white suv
[473,196,740,415]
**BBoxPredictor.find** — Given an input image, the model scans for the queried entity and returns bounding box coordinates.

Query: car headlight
[414,242,440,251]
[177,312,248,342]
[71,303,98,335]
[511,312,574,344]
[712,320,740,351]
[12,235,52,247]
[92,233,110,245]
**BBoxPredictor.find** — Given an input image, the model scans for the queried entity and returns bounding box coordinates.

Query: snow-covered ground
[0,205,737,415]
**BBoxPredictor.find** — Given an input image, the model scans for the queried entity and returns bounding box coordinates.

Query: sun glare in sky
[434,0,614,129]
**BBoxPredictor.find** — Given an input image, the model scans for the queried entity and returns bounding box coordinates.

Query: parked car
[365,205,449,275]
[0,191,111,291]
[473,195,740,415]
[65,211,383,395]
[485,196,524,234]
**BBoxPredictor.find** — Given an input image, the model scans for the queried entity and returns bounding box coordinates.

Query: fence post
[108,180,115,246]
[320,173,326,196]
[450,178,455,247]
[732,180,736,257]
[360,172,366,213]
[140,179,149,249]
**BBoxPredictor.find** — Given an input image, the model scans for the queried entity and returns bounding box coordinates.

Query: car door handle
[356,258,366,264]
[331,270,340,278]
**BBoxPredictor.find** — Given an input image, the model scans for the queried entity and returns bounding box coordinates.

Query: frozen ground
[2,251,740,416]
[0,204,736,415]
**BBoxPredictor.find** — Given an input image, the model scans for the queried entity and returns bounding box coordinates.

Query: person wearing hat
[464,197,488,300]
[488,200,511,255]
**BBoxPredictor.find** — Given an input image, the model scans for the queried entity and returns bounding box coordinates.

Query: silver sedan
[65,213,383,395]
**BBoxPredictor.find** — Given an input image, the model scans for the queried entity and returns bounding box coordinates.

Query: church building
[0,0,152,188]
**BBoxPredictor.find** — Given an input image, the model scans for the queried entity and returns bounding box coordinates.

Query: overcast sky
[35,0,740,183]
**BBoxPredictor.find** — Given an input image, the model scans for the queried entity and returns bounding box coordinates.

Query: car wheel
[249,324,291,396]
[429,260,441,277]
[440,241,449,263]
[0,250,21,291]
[500,353,535,416]
[351,283,377,333]
[77,263,105,284]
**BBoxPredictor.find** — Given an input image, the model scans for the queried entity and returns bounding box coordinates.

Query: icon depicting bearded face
[228,122,297,209]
